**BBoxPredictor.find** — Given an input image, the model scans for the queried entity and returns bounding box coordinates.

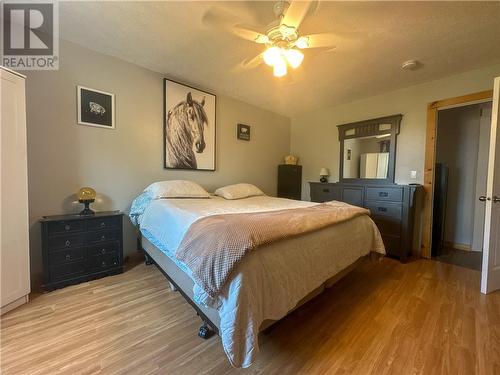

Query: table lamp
[78,187,96,215]
[319,168,330,183]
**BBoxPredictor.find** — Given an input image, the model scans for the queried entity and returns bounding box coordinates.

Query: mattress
[131,194,385,367]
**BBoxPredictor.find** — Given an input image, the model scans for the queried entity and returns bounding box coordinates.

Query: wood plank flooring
[1,256,499,375]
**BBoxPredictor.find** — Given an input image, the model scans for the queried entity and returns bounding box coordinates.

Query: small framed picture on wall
[237,123,250,141]
[77,86,115,129]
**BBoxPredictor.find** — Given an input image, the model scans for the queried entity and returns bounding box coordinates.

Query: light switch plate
[410,170,417,179]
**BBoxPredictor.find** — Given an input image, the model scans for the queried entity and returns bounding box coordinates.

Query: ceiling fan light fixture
[273,57,287,77]
[285,48,304,69]
[263,46,281,66]
[295,36,309,49]
[255,34,270,44]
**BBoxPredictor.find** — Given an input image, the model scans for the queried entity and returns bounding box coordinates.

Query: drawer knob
[64,224,71,231]
[101,248,106,255]
[379,192,388,197]
[378,207,388,212]
[101,261,106,267]
[65,254,71,260]
[100,222,106,228]
[322,189,330,193]
[100,235,106,241]
[65,240,71,247]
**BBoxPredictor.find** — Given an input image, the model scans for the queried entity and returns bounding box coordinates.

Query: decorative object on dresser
[77,186,96,215]
[164,78,216,171]
[237,123,251,141]
[310,182,421,261]
[77,85,115,129]
[319,167,330,183]
[1,67,30,315]
[278,164,302,200]
[284,155,298,165]
[40,211,124,291]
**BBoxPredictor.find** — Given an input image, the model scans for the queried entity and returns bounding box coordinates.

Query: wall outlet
[410,170,417,179]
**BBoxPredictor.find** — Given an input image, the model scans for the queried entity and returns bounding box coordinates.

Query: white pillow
[214,183,265,200]
[144,180,209,199]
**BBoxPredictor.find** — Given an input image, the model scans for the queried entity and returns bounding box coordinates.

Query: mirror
[337,115,402,183]
[343,134,391,179]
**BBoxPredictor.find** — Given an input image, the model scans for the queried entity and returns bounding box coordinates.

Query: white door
[481,77,500,294]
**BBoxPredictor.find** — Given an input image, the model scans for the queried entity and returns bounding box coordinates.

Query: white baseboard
[444,241,471,251]
[1,295,29,315]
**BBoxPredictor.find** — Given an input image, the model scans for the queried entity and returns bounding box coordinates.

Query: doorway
[432,102,492,270]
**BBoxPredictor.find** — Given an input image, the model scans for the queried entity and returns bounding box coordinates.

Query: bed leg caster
[198,322,215,340]
[168,281,178,292]
[144,253,153,266]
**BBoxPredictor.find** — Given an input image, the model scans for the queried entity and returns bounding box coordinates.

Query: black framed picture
[77,86,115,129]
[164,78,216,171]
[237,124,251,141]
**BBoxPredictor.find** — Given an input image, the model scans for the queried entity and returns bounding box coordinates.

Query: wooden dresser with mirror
[309,114,422,262]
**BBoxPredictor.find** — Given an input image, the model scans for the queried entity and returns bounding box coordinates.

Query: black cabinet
[40,211,123,290]
[278,164,302,200]
[310,182,421,262]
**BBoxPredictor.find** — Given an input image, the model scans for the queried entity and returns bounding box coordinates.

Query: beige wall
[25,41,291,286]
[291,64,500,200]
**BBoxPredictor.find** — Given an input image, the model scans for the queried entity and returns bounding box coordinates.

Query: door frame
[421,90,493,258]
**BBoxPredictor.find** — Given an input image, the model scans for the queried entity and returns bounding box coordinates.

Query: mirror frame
[337,114,402,184]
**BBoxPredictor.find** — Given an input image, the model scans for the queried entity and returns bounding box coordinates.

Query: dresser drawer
[87,230,121,244]
[381,235,401,257]
[48,247,86,265]
[48,233,86,250]
[49,261,86,281]
[365,201,402,220]
[88,241,119,257]
[366,187,403,202]
[310,184,340,203]
[87,216,121,231]
[372,218,401,236]
[48,220,85,235]
[88,253,120,271]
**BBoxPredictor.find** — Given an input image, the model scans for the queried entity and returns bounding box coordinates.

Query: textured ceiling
[59,1,500,116]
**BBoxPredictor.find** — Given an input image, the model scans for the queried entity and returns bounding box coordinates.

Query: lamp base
[320,176,328,183]
[79,199,95,216]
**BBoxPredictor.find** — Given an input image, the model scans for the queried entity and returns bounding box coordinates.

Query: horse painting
[165,92,210,169]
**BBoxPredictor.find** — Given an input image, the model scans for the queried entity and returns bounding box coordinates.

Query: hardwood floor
[434,247,483,271]
[1,256,499,375]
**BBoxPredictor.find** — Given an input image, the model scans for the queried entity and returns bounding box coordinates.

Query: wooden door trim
[421,90,493,259]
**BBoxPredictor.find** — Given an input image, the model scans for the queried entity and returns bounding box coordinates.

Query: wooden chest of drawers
[40,211,123,290]
[310,182,421,262]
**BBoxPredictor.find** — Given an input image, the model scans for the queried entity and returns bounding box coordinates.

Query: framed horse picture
[163,79,216,171]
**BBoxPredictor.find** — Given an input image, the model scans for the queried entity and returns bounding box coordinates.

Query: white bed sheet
[137,195,385,368]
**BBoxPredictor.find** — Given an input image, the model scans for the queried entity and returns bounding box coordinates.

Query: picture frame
[237,123,251,141]
[163,78,216,171]
[77,85,115,129]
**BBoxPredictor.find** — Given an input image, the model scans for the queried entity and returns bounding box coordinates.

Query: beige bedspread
[175,201,370,298]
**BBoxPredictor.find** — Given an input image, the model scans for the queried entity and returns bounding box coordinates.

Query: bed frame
[137,232,371,341]
[138,232,218,338]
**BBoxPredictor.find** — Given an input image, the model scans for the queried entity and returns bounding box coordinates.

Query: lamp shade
[319,168,330,177]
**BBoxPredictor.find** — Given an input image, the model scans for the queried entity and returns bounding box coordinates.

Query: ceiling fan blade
[232,25,269,44]
[298,33,341,49]
[281,0,313,29]
[231,53,264,73]
[203,7,267,43]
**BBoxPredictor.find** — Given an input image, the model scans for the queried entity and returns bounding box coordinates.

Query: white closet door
[1,68,30,311]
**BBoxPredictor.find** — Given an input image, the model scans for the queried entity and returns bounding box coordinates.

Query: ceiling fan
[203,0,339,77]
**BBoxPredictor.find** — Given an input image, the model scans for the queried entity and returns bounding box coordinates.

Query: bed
[130,193,385,368]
